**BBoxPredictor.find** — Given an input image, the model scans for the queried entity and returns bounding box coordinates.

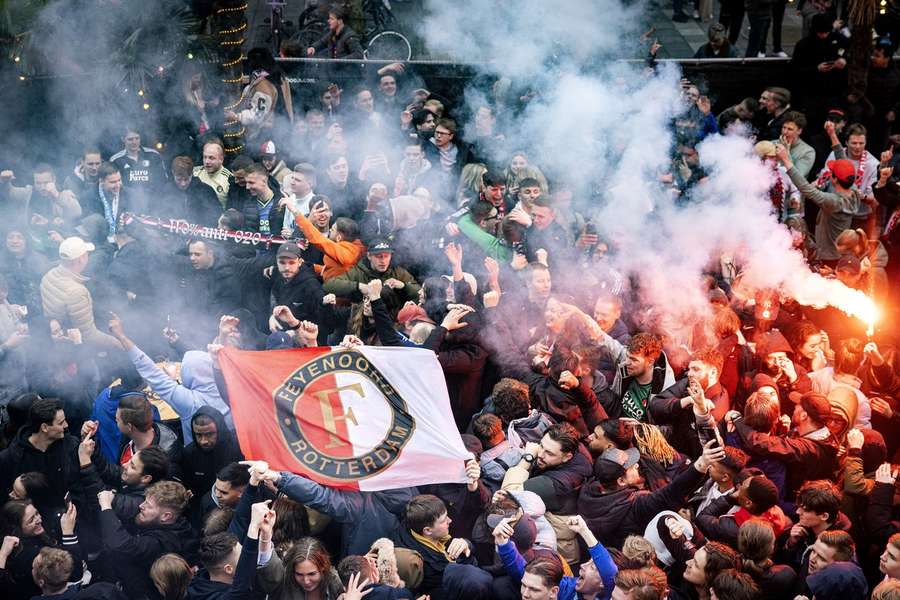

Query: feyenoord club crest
[273,350,415,481]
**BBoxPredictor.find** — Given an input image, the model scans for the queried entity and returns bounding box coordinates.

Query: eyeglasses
[434,130,452,137]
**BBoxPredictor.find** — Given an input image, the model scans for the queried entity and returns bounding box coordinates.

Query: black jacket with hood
[180,406,244,500]
[578,460,706,549]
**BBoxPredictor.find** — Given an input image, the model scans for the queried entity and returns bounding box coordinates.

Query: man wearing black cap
[269,241,325,326]
[578,440,724,549]
[727,391,838,497]
[324,237,420,318]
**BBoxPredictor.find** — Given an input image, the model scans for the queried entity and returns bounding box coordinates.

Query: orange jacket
[294,212,366,280]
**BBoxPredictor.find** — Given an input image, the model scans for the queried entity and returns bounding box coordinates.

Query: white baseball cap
[58,237,95,260]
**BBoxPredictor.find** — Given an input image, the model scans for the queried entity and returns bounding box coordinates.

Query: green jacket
[457,213,513,261]
[324,258,421,316]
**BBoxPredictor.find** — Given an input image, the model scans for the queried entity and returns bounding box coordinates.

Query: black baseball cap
[277,242,303,259]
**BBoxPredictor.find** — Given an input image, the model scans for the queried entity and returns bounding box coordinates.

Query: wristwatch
[522,453,536,464]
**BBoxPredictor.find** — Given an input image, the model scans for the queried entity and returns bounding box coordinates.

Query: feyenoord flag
[219,345,472,491]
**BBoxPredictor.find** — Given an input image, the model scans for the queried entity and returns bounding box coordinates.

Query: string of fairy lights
[7,2,250,152]
[217,2,248,153]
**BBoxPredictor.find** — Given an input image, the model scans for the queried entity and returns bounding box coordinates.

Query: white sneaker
[775,51,788,57]
[757,52,766,58]
[692,9,700,18]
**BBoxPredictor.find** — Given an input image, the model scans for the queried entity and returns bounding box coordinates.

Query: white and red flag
[219,345,471,491]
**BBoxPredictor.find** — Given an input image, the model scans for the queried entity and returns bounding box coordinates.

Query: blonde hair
[873,579,900,600]
[622,535,658,567]
[456,163,488,207]
[835,228,868,257]
[633,423,677,465]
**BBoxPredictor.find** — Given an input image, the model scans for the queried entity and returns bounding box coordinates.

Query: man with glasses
[425,118,475,182]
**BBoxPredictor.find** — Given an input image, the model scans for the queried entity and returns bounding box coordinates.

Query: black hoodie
[180,406,244,500]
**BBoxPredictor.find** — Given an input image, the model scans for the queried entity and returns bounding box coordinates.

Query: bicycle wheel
[293,21,328,51]
[364,30,412,61]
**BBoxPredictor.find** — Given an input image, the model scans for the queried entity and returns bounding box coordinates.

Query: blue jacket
[497,540,617,600]
[277,472,416,556]
[91,389,161,463]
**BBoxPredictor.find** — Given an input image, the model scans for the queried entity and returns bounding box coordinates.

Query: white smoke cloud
[416,0,877,341]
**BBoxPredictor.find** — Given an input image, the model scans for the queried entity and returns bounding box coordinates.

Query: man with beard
[325,238,420,318]
[179,406,243,518]
[650,348,729,458]
[268,241,325,325]
[501,423,593,564]
[97,481,195,599]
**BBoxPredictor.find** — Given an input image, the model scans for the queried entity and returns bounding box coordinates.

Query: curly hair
[492,378,531,424]
[622,536,657,568]
[627,333,663,361]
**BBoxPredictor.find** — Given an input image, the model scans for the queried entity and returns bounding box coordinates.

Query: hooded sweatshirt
[180,406,244,499]
[127,345,231,442]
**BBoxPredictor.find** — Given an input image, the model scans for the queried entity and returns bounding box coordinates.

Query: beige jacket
[501,461,578,564]
[40,265,120,350]
[3,183,82,223]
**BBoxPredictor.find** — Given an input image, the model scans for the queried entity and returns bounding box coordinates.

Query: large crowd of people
[1,3,900,600]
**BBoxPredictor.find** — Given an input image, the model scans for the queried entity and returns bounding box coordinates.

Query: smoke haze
[417,0,876,336]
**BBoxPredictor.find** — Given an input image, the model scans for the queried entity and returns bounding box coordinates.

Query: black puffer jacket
[578,462,706,549]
